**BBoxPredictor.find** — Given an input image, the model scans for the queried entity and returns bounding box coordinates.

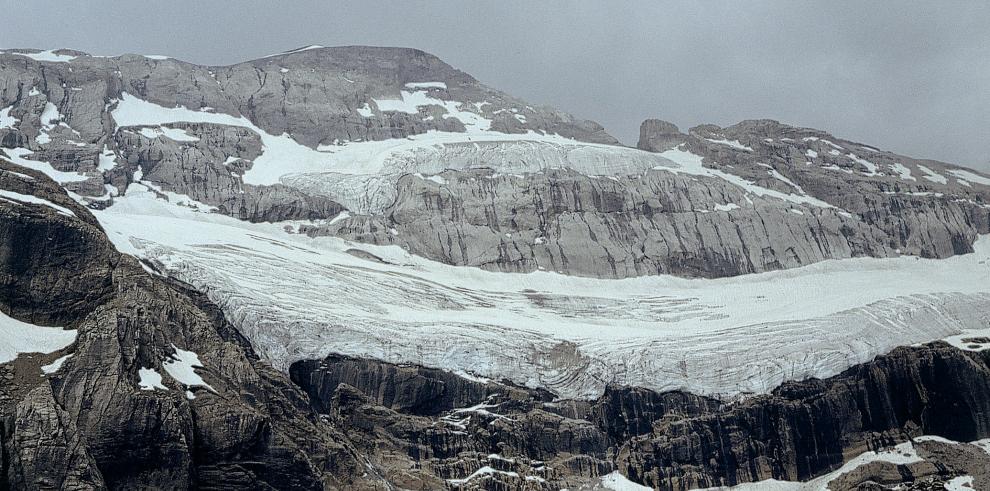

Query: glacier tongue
[94,191,990,399]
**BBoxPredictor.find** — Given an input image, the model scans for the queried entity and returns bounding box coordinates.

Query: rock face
[288,344,990,490]
[0,160,378,489]
[315,119,990,278]
[637,119,686,152]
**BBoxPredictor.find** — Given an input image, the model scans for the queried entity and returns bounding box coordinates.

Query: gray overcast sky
[3,1,989,171]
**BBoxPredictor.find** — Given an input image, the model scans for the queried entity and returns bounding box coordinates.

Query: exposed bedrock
[289,343,990,490]
[312,165,990,279]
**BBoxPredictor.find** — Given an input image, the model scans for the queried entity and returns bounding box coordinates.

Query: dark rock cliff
[0,159,379,489]
[289,344,990,490]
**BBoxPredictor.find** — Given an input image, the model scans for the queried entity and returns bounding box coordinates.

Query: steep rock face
[637,119,686,152]
[289,344,990,490]
[310,163,989,278]
[0,165,115,325]
[0,159,380,489]
[307,116,990,278]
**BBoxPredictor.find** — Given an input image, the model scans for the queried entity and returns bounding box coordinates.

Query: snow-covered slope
[95,188,990,399]
[0,310,76,364]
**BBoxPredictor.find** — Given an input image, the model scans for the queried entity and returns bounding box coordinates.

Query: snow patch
[138,367,167,391]
[705,138,753,151]
[888,163,915,181]
[137,126,200,142]
[6,49,77,63]
[356,103,374,117]
[41,354,73,374]
[918,165,948,184]
[0,190,76,217]
[601,471,652,490]
[447,466,519,485]
[0,311,77,364]
[98,147,119,172]
[0,106,17,129]
[0,148,89,184]
[405,81,447,89]
[948,169,990,187]
[162,345,215,396]
[944,476,974,491]
[943,328,990,352]
[846,153,879,176]
[658,147,835,208]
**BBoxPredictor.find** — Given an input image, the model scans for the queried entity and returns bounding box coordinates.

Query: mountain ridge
[2,43,990,490]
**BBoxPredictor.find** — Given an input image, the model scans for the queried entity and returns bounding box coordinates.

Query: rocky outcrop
[0,159,378,489]
[307,162,989,278]
[637,119,686,152]
[289,343,990,490]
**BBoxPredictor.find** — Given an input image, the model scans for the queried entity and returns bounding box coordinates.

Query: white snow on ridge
[41,354,73,374]
[162,345,215,397]
[948,169,990,187]
[0,310,77,364]
[846,153,879,176]
[355,103,374,117]
[95,192,990,399]
[918,164,948,184]
[405,81,447,89]
[888,162,915,181]
[1,148,88,184]
[705,138,753,151]
[138,367,167,391]
[693,437,990,490]
[4,49,77,63]
[658,147,835,208]
[0,190,76,217]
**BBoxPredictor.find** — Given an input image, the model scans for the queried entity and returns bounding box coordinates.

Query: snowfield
[95,188,990,399]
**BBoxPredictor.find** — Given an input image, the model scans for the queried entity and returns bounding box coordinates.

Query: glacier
[94,185,990,399]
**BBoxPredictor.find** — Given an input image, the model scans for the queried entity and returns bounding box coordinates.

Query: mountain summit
[1,46,990,490]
